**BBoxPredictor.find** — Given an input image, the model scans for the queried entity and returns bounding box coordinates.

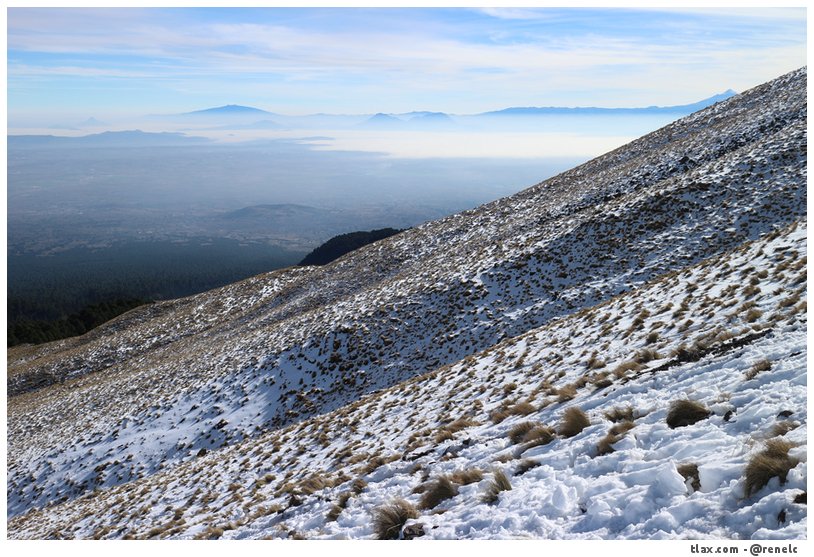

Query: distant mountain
[299,228,404,266]
[8,130,210,147]
[78,117,108,127]
[183,104,273,117]
[360,113,404,128]
[409,111,453,121]
[398,111,448,118]
[673,89,737,113]
[360,111,457,130]
[408,112,456,128]
[480,90,738,117]
[220,203,323,220]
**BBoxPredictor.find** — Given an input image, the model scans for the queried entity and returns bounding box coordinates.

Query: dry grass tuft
[558,407,590,438]
[745,308,763,323]
[596,421,635,456]
[677,463,701,492]
[350,478,368,494]
[434,430,454,443]
[515,459,541,475]
[359,456,385,475]
[635,348,661,364]
[745,359,771,380]
[508,421,536,444]
[519,425,556,449]
[772,421,799,437]
[604,406,635,423]
[445,416,480,433]
[450,468,483,486]
[613,360,642,379]
[743,439,798,497]
[419,476,459,510]
[507,401,536,416]
[326,492,352,522]
[373,499,419,539]
[489,408,510,424]
[556,384,578,402]
[672,343,705,363]
[666,400,710,429]
[298,473,329,495]
[481,470,512,504]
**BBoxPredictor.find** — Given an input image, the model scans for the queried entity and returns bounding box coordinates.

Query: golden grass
[373,499,419,539]
[596,421,635,456]
[558,407,590,438]
[743,439,798,497]
[665,400,710,429]
[419,476,459,510]
[481,470,512,504]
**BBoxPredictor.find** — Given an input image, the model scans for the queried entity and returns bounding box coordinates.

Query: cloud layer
[7,7,807,119]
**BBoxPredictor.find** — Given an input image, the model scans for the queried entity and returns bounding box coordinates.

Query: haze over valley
[8,125,583,338]
[11,93,730,342]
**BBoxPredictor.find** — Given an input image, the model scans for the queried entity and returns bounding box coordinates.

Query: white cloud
[6,7,808,113]
[477,8,550,20]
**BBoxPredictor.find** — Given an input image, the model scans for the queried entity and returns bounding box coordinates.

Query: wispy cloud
[6,7,807,117]
[477,8,551,20]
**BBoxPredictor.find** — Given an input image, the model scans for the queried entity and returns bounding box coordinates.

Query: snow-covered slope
[9,219,806,539]
[7,68,807,539]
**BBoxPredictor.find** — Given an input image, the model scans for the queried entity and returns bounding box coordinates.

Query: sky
[5,5,808,123]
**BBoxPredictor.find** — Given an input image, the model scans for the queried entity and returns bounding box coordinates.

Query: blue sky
[6,6,807,122]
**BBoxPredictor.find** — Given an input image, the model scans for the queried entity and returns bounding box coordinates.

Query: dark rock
[402,523,425,539]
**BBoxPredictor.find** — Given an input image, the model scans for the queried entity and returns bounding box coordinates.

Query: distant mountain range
[142,91,741,131]
[180,90,738,121]
[22,91,741,137]
[480,90,738,117]
[177,90,738,126]
[11,90,742,148]
[360,111,457,129]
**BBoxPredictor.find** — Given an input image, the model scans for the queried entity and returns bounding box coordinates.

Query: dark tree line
[8,298,150,347]
[8,238,305,347]
[299,228,403,266]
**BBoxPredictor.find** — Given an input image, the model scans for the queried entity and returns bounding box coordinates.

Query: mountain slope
[9,217,806,539]
[7,68,807,537]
